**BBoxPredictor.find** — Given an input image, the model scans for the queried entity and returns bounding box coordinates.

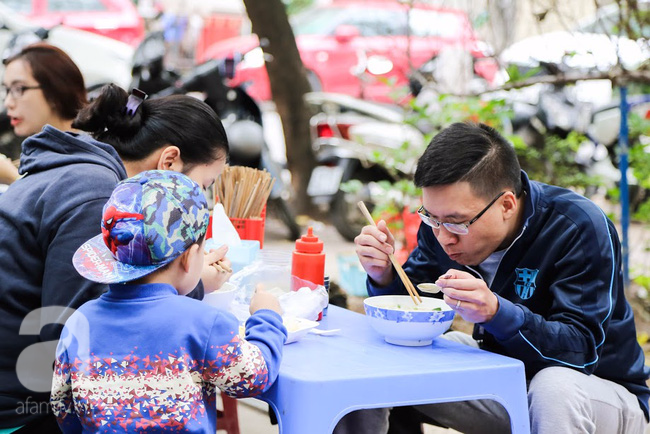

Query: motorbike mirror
[34,27,49,40]
[334,25,360,44]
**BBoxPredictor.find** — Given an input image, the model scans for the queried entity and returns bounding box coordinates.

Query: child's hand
[249,284,282,315]
[201,245,232,293]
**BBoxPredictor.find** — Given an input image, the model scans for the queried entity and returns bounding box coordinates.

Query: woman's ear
[156,146,184,172]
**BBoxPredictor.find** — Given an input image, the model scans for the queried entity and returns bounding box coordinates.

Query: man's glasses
[417,191,507,235]
[1,84,41,100]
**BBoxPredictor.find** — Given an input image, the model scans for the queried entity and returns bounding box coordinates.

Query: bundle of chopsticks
[357,201,422,305]
[214,165,275,219]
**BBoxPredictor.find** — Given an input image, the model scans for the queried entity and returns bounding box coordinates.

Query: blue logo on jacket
[514,268,538,299]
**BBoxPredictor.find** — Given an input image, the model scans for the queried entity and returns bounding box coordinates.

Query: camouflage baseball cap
[73,170,209,284]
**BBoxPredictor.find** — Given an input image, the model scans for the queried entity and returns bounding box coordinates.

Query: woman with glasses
[350,122,649,434]
[0,43,86,185]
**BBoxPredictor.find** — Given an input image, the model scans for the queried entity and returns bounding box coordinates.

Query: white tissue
[211,203,241,247]
[278,286,329,322]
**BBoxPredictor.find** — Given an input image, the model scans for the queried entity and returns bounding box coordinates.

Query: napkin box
[204,238,260,274]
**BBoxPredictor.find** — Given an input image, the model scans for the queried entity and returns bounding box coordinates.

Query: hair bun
[73,84,142,138]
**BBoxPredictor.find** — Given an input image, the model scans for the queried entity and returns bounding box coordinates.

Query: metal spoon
[417,283,442,294]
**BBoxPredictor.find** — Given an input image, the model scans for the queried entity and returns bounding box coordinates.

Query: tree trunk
[242,0,315,215]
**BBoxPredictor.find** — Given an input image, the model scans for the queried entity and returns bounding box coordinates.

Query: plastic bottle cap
[294,226,323,253]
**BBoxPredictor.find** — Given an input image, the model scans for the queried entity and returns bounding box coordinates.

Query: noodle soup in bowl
[364,295,455,346]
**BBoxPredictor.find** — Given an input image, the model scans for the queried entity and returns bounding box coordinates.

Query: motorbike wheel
[330,181,373,242]
[268,197,302,241]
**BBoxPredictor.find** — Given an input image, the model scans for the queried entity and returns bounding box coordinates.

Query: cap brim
[73,234,163,284]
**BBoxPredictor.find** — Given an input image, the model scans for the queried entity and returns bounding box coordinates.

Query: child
[51,170,287,433]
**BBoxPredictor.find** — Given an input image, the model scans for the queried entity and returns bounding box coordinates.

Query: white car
[500,31,647,73]
[499,6,648,108]
[0,2,134,91]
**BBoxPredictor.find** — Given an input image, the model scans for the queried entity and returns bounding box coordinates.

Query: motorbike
[131,32,301,240]
[305,91,424,241]
[495,60,650,208]
[304,47,507,241]
[586,94,650,208]
[305,56,650,241]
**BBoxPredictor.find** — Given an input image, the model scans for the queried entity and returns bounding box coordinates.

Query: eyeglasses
[1,84,41,100]
[417,191,507,235]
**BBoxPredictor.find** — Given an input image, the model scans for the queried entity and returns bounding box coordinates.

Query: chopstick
[357,201,422,305]
[214,166,275,219]
[212,260,232,274]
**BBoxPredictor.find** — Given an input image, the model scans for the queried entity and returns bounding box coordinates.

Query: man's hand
[436,269,499,323]
[354,220,396,286]
[201,245,232,293]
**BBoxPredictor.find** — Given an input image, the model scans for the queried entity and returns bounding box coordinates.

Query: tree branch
[499,67,650,90]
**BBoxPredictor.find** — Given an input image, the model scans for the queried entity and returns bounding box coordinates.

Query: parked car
[501,31,647,72]
[198,0,498,103]
[0,3,134,90]
[500,1,648,84]
[499,2,649,109]
[0,0,145,46]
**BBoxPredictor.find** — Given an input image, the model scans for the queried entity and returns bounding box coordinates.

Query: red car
[1,0,145,46]
[199,0,497,103]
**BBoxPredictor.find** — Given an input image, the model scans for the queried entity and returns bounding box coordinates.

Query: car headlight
[366,55,393,75]
[241,47,266,69]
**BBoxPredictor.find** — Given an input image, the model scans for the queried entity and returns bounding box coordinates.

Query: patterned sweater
[51,283,287,433]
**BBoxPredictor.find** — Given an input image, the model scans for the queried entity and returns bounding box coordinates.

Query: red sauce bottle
[291,226,325,288]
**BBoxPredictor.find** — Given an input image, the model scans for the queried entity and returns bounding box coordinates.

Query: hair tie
[124,88,147,118]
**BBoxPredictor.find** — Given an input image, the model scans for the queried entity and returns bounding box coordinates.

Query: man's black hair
[413,122,522,199]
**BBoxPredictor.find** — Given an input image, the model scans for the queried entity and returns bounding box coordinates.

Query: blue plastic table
[260,305,531,434]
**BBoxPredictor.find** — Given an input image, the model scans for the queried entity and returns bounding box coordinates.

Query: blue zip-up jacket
[0,126,127,428]
[51,283,287,433]
[369,172,650,419]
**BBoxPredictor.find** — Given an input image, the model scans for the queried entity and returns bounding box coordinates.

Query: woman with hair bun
[0,84,230,433]
[73,83,228,191]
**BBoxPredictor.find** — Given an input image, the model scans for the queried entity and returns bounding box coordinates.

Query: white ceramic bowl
[364,295,455,346]
[203,282,238,311]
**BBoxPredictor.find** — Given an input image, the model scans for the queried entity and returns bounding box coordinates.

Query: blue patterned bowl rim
[364,299,455,324]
